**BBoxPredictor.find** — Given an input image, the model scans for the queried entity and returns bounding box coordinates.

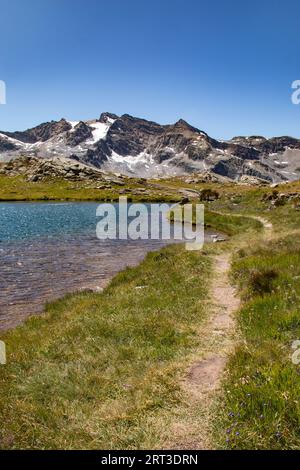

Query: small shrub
[199,188,219,202]
[249,269,278,295]
[237,248,247,258]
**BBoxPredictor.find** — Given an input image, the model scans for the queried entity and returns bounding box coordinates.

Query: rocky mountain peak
[1,118,72,144]
[172,119,201,133]
[99,112,119,123]
[167,119,209,141]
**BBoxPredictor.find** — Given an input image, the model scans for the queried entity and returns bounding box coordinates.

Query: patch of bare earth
[166,253,239,450]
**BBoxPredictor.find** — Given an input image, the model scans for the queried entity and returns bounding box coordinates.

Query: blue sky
[0,0,299,139]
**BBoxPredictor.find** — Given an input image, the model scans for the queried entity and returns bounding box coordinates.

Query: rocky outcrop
[0,135,18,151]
[65,122,93,147]
[183,172,228,184]
[261,189,300,209]
[0,155,123,184]
[238,174,269,186]
[231,135,300,154]
[84,139,111,167]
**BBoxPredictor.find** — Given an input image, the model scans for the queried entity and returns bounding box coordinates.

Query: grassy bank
[205,210,262,236]
[169,206,263,237]
[215,233,300,449]
[0,244,211,449]
[0,175,181,203]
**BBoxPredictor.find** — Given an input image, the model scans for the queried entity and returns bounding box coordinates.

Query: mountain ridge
[1,112,300,182]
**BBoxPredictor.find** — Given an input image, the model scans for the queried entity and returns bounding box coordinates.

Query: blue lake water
[0,202,125,241]
[0,202,215,331]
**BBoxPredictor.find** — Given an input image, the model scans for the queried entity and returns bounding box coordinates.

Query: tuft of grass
[248,269,278,296]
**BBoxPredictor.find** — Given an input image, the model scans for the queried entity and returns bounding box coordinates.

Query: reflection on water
[0,202,215,331]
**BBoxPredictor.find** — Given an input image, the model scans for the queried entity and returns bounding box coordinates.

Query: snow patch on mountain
[89,122,111,143]
[67,121,80,131]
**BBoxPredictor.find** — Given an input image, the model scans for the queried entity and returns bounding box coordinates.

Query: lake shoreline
[0,231,222,332]
[0,201,223,332]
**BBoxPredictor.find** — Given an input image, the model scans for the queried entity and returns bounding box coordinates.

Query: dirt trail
[250,215,273,239]
[187,253,238,394]
[168,252,239,449]
[168,213,272,449]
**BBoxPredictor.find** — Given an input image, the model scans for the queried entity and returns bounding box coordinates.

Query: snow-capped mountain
[1,112,300,182]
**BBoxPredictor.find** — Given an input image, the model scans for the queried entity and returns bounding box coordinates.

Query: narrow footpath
[168,214,272,449]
